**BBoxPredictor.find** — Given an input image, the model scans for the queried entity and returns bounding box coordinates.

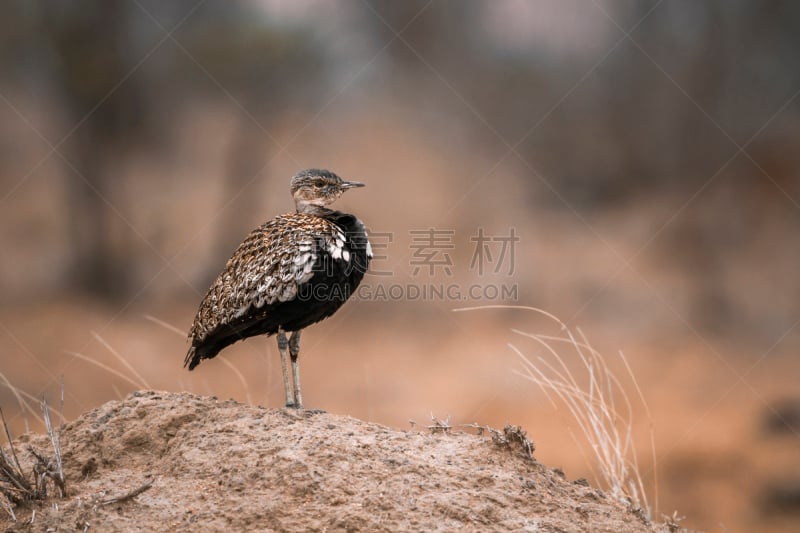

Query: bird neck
[295,201,334,217]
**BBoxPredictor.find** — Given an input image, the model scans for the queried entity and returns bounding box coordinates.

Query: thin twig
[99,480,153,506]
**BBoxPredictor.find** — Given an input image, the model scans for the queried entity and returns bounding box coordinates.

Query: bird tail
[184,342,224,370]
[184,346,200,370]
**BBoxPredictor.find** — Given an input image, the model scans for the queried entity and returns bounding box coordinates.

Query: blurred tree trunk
[212,108,270,268]
[43,0,148,300]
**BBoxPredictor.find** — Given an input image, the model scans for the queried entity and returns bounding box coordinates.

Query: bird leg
[277,328,295,408]
[289,330,303,409]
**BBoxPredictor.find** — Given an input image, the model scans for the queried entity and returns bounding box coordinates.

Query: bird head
[290,169,365,214]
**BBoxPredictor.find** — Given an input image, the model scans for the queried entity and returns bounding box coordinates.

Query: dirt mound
[2,391,665,532]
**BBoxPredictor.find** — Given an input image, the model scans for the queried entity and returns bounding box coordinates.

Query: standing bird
[185,169,371,409]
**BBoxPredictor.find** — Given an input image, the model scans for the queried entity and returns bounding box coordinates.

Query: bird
[185,169,372,409]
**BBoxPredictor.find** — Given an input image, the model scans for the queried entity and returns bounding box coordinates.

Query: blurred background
[1,1,799,530]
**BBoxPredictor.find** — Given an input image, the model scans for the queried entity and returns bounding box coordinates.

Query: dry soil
[2,391,670,532]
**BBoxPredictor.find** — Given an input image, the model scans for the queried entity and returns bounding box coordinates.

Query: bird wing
[188,213,346,344]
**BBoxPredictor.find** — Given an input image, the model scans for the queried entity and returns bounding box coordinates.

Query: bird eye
[313,179,326,188]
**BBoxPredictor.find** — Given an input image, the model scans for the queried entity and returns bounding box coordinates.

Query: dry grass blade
[453,305,569,330]
[41,397,66,497]
[111,383,125,401]
[0,371,45,428]
[0,453,31,510]
[0,408,25,482]
[145,314,254,405]
[91,331,150,389]
[1,407,33,514]
[0,492,15,521]
[618,348,659,512]
[58,377,65,453]
[66,351,146,390]
[143,314,186,336]
[218,356,253,406]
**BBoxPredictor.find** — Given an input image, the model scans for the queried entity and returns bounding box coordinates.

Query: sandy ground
[1,391,672,532]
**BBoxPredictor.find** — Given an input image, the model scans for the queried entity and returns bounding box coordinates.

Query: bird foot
[282,404,326,416]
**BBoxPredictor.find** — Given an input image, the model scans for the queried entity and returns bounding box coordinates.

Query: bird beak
[342,180,365,189]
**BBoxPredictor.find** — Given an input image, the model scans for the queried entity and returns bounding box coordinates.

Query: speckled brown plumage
[188,214,346,344]
[184,169,371,409]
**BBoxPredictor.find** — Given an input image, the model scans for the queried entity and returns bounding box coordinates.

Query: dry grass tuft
[464,422,535,461]
[455,305,657,519]
[0,384,67,521]
[427,413,452,434]
[496,424,535,460]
